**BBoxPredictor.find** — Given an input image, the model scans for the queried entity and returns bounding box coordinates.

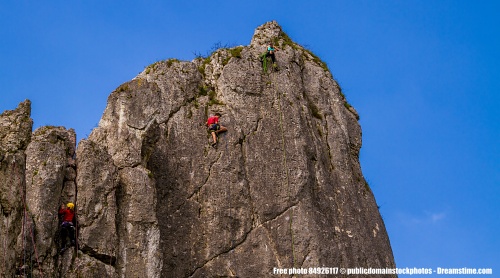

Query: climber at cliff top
[206,112,227,147]
[260,41,280,69]
[58,202,76,251]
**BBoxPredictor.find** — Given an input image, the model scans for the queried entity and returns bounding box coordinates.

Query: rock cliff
[0,21,396,277]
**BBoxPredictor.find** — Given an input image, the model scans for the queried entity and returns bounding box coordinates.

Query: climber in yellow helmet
[58,202,76,252]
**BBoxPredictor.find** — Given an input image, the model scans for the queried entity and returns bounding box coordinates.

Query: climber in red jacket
[58,202,76,251]
[206,112,227,147]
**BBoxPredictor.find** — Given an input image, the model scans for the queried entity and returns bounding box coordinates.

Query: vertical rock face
[0,21,396,277]
[1,100,77,277]
[78,20,395,277]
[25,126,76,273]
[0,100,32,278]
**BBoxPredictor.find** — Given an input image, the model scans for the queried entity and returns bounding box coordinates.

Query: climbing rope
[261,53,278,74]
[29,222,43,277]
[19,162,27,277]
[224,132,235,251]
[2,215,8,277]
[260,52,269,73]
[24,197,44,277]
[0,163,15,277]
[20,163,44,278]
[221,131,236,275]
[75,188,79,258]
[270,70,297,268]
[223,131,230,246]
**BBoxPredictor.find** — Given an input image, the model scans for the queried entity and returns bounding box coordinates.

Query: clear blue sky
[1,1,498,274]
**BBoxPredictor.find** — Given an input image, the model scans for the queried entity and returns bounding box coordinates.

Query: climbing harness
[270,71,297,268]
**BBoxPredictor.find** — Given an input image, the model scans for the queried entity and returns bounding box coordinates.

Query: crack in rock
[79,244,117,267]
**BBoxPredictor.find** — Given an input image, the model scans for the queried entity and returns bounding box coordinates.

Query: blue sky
[1,0,498,274]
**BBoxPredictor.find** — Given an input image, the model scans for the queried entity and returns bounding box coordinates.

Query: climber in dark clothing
[206,112,227,147]
[260,41,280,71]
[265,42,279,64]
[58,202,76,251]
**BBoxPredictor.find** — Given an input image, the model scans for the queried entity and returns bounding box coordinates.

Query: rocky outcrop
[0,100,32,278]
[0,21,396,277]
[24,126,76,274]
[0,100,78,277]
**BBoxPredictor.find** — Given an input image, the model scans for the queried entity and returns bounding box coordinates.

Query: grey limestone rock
[0,101,78,277]
[81,20,394,277]
[0,21,396,277]
[0,100,32,277]
[24,126,76,273]
[0,99,33,154]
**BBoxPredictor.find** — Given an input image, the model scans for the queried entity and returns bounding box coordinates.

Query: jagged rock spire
[0,99,33,153]
[250,20,283,47]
